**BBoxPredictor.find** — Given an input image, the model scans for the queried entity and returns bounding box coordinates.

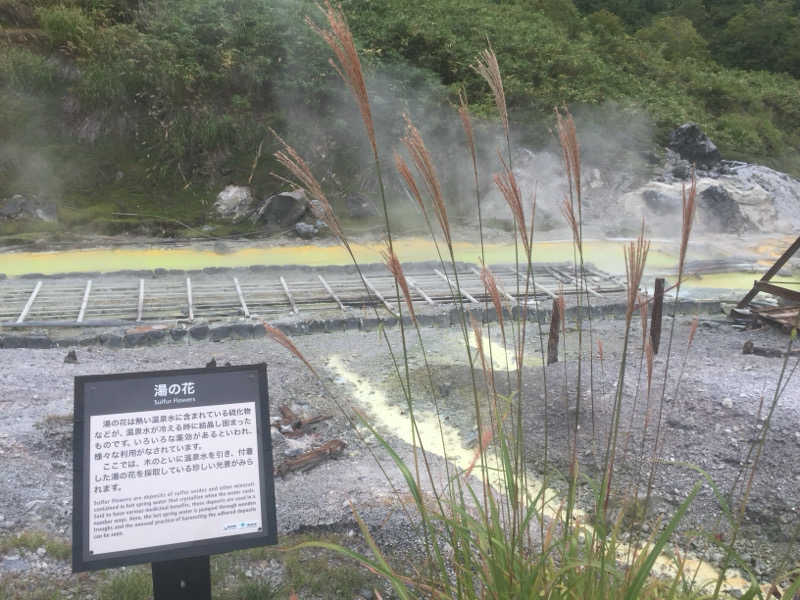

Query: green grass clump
[0,530,71,561]
[98,568,152,600]
[215,580,280,600]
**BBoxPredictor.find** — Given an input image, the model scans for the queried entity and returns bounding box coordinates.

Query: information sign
[72,364,276,572]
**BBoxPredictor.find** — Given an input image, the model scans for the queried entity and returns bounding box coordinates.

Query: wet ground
[0,303,797,595]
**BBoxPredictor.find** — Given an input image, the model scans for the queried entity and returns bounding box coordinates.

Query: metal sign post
[152,556,211,600]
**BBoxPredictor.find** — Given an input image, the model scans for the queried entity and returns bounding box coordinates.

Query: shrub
[0,46,59,92]
[35,5,94,54]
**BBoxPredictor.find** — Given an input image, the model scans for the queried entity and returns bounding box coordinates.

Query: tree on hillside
[717,1,800,76]
[635,15,709,61]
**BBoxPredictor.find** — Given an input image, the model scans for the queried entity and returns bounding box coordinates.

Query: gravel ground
[0,305,798,595]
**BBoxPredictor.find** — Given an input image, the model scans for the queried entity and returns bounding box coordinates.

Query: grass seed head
[678,168,698,281]
[394,151,427,218]
[494,152,530,255]
[624,221,651,322]
[458,90,477,165]
[473,41,508,139]
[382,245,416,325]
[401,115,451,247]
[555,107,581,203]
[480,263,505,333]
[308,1,377,156]
[263,323,317,377]
[270,128,343,241]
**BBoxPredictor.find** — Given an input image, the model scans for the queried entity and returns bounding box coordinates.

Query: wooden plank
[738,235,800,307]
[752,280,800,304]
[513,268,557,300]
[280,276,299,314]
[76,280,93,323]
[318,274,346,311]
[470,266,516,305]
[137,279,145,322]
[233,277,250,318]
[434,268,479,305]
[584,265,626,288]
[547,297,562,365]
[550,266,603,298]
[650,277,665,354]
[186,277,194,321]
[406,276,435,305]
[16,280,42,324]
[361,275,398,317]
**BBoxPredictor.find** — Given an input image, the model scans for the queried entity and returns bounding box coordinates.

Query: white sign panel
[88,402,262,555]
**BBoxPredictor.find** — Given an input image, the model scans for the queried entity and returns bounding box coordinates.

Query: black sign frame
[72,363,277,572]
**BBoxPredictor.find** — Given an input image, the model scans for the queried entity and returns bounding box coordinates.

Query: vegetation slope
[1,0,799,239]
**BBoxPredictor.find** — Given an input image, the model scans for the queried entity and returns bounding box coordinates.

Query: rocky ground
[0,300,798,597]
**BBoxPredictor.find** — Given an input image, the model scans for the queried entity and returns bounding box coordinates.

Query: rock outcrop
[0,194,57,222]
[668,123,721,170]
[252,189,309,229]
[213,185,255,222]
[345,193,378,219]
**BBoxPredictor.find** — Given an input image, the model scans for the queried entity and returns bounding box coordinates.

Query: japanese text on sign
[88,402,262,556]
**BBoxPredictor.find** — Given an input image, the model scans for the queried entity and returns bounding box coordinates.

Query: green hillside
[1,0,799,238]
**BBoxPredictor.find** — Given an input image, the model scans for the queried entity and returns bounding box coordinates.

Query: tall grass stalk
[260,6,798,599]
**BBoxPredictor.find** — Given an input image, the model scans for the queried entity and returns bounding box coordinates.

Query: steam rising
[278,15,660,238]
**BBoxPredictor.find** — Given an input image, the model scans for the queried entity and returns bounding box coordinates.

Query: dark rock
[79,336,99,346]
[0,274,6,280]
[345,193,378,219]
[169,328,187,341]
[148,329,166,344]
[0,335,52,349]
[251,323,266,338]
[123,332,147,347]
[124,329,165,347]
[668,123,721,169]
[210,325,232,341]
[294,222,317,239]
[99,333,123,348]
[64,350,78,363]
[642,189,680,215]
[671,162,691,179]
[206,357,217,368]
[699,185,754,233]
[229,323,254,339]
[252,189,308,228]
[0,194,57,222]
[189,324,209,340]
[214,185,255,221]
[153,268,167,278]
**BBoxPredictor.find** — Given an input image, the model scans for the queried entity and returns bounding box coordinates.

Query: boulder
[668,123,721,169]
[213,185,255,221]
[294,222,317,239]
[345,193,378,219]
[0,194,57,222]
[252,189,308,228]
[641,187,681,216]
[698,185,754,233]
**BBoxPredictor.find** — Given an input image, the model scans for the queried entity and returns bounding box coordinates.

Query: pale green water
[3,238,797,293]
[1,238,674,276]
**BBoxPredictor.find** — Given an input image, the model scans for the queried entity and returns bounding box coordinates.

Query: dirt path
[0,309,797,594]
